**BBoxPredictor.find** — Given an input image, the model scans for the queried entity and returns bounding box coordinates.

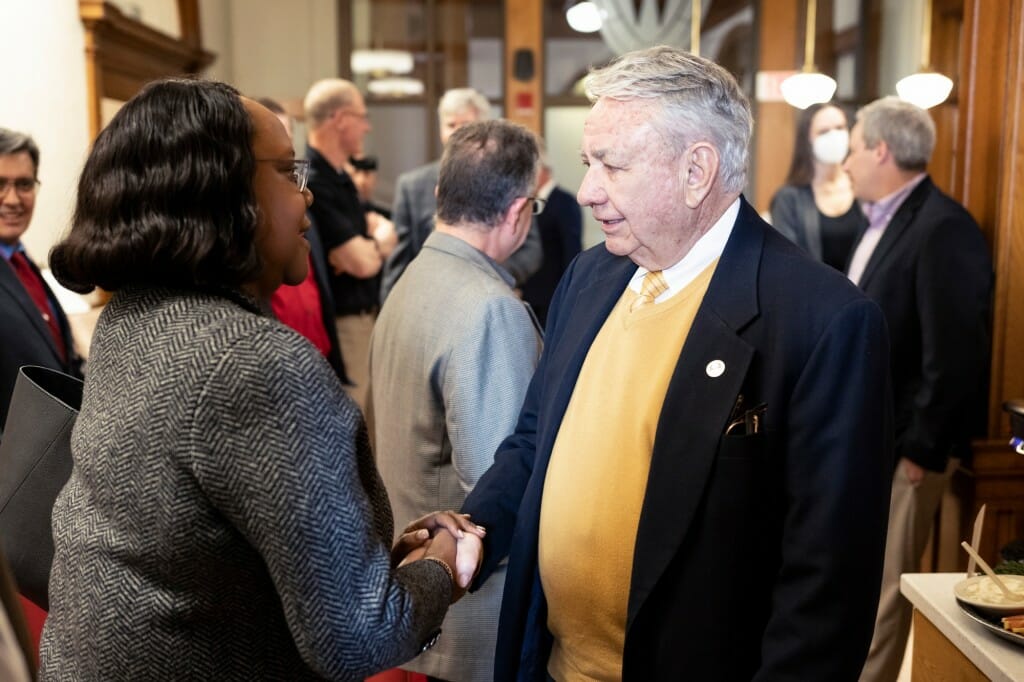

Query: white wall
[0,1,91,263]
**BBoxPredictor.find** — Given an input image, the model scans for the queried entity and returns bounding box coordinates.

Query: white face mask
[812,128,849,165]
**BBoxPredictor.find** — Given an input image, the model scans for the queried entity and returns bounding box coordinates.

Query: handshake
[391,511,486,604]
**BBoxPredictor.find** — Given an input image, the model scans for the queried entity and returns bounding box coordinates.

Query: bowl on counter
[953,575,1024,617]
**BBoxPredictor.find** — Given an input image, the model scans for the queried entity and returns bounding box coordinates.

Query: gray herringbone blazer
[369,232,542,681]
[40,287,450,681]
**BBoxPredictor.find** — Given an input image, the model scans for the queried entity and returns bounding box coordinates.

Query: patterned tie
[631,270,669,312]
[8,251,67,362]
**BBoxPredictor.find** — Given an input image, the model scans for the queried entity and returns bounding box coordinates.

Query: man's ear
[873,140,890,164]
[682,142,720,208]
[505,196,531,229]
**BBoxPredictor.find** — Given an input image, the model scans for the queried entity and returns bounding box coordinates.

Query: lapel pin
[706,359,725,378]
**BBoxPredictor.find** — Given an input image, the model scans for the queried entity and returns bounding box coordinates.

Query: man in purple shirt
[843,97,993,682]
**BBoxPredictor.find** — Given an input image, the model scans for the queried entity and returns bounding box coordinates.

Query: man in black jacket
[843,97,994,682]
[0,128,82,436]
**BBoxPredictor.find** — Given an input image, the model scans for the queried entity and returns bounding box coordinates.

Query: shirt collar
[862,173,927,228]
[0,241,23,261]
[630,197,739,296]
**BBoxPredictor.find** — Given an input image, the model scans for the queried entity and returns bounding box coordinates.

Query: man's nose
[576,168,602,207]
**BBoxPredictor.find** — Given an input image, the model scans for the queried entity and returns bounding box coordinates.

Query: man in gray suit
[379,88,542,302]
[368,120,543,682]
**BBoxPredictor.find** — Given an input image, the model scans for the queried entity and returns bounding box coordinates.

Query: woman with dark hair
[769,102,865,270]
[39,78,477,680]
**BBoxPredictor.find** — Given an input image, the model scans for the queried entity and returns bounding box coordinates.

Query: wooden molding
[79,0,215,138]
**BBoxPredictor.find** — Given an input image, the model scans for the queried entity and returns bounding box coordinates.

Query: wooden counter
[901,572,1024,681]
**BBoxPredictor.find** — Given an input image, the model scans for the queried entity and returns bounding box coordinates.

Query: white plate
[957,601,1024,648]
[953,575,1024,617]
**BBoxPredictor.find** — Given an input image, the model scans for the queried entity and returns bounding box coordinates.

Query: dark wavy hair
[783,102,849,187]
[436,120,538,229]
[51,78,261,294]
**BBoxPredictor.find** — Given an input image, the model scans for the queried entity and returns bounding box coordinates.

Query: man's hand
[901,457,925,486]
[454,532,483,591]
[391,528,430,569]
[327,237,382,278]
[368,212,397,258]
[403,510,486,542]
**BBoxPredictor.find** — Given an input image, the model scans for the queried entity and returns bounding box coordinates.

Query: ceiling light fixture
[895,0,953,109]
[566,1,603,33]
[780,0,837,110]
[367,77,424,97]
[350,49,414,76]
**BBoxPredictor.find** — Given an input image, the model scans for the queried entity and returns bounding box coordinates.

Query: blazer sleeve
[461,256,580,584]
[901,212,992,470]
[442,296,541,493]
[755,297,894,681]
[190,327,450,678]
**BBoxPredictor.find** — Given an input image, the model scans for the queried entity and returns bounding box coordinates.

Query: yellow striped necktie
[631,270,669,312]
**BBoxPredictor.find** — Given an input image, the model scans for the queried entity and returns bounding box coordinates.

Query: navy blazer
[0,253,83,435]
[851,176,992,472]
[463,198,894,681]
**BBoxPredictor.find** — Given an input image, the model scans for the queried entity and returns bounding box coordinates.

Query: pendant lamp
[780,0,837,109]
[895,0,953,109]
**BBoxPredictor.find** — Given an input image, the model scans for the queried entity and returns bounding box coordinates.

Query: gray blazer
[41,288,450,681]
[381,161,543,302]
[369,232,542,681]
[769,184,823,261]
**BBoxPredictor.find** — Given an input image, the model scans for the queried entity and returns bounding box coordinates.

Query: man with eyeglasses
[379,87,542,303]
[303,78,384,412]
[0,128,83,435]
[371,120,543,682]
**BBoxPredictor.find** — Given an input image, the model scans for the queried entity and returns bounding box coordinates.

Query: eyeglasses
[344,109,369,121]
[527,196,546,215]
[257,158,310,192]
[0,178,39,197]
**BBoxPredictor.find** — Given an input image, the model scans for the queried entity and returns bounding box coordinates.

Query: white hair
[584,45,752,193]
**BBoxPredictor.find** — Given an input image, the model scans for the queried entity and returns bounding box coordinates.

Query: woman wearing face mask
[769,103,866,270]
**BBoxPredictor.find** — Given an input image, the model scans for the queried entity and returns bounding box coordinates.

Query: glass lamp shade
[896,71,954,110]
[566,1,603,33]
[351,49,414,75]
[367,77,425,97]
[780,71,838,110]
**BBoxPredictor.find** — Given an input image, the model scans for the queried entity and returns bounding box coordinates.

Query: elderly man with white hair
[440,46,894,681]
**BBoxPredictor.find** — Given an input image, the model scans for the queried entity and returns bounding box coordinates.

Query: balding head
[304,79,359,131]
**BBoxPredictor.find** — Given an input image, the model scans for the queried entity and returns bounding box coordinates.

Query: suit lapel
[857,177,931,289]
[626,199,762,628]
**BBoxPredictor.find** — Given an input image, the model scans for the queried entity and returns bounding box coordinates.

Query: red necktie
[8,251,68,363]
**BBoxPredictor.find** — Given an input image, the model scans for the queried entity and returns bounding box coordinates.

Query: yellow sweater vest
[538,261,717,681]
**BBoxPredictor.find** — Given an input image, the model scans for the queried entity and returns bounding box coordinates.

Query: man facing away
[303,79,386,411]
[380,87,541,303]
[843,97,993,682]
[0,128,82,434]
[369,120,543,682]
[443,46,893,680]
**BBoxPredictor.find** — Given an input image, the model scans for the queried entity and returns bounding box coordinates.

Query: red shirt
[269,255,332,358]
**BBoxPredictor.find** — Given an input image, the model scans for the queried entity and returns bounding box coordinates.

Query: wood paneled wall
[504,0,542,133]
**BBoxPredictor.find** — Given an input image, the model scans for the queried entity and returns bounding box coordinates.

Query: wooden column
[504,0,542,133]
[930,0,1024,566]
[752,0,801,212]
